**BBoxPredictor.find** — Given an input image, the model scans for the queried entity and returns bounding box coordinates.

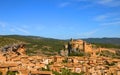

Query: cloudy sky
[0,0,120,39]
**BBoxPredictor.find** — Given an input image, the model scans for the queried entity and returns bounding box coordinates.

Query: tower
[83,41,86,52]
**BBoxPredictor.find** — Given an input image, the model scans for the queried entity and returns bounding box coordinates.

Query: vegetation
[52,71,61,75]
[0,72,2,75]
[0,35,67,56]
[7,71,18,75]
[61,68,71,75]
[99,50,120,59]
[105,61,115,66]
[62,58,68,63]
[41,65,50,71]
[100,50,116,57]
[0,37,21,47]
[83,38,120,46]
[116,50,120,56]
[0,35,120,56]
[52,68,85,75]
[83,38,120,48]
[91,43,120,49]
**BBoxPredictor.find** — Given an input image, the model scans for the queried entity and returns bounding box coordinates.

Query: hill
[0,36,21,47]
[0,35,120,56]
[83,38,120,48]
[0,35,67,56]
[83,38,120,45]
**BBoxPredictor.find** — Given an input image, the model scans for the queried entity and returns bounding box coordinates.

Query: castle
[60,38,100,56]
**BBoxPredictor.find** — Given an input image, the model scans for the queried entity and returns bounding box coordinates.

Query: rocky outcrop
[1,44,26,56]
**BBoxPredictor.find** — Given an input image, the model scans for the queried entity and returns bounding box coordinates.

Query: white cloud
[16,28,30,34]
[96,0,120,7]
[74,0,120,7]
[0,21,31,35]
[78,4,93,9]
[94,15,108,21]
[101,21,120,26]
[93,12,120,22]
[58,0,120,10]
[77,29,99,37]
[97,0,113,4]
[59,2,71,8]
[10,26,30,34]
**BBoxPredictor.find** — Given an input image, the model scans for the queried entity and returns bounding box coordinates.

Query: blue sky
[0,0,120,39]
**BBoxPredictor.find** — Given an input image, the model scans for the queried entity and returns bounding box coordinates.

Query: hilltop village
[60,39,117,57]
[0,39,120,75]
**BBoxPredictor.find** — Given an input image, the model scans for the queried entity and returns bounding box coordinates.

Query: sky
[0,0,120,39]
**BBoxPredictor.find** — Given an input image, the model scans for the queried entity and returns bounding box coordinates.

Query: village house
[0,39,120,75]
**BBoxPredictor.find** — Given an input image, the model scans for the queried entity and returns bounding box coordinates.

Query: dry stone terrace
[0,39,120,75]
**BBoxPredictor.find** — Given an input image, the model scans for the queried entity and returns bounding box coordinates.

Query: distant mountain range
[83,38,120,45]
[0,35,120,55]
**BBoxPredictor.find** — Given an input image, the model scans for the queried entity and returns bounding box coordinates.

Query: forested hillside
[83,38,120,48]
[0,35,120,56]
[83,38,120,45]
[0,35,67,56]
[0,36,21,47]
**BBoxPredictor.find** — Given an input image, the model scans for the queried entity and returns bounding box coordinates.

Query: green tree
[7,71,18,75]
[61,68,71,75]
[52,71,61,75]
[0,72,2,75]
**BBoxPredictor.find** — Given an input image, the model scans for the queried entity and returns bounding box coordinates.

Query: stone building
[61,38,95,56]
